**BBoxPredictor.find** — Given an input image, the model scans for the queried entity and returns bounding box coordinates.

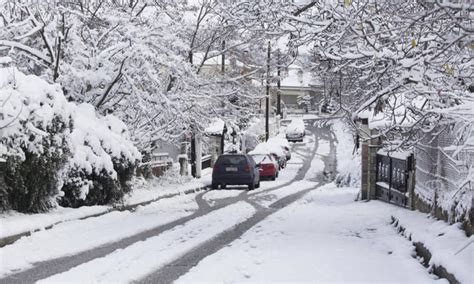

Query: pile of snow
[0,64,141,211]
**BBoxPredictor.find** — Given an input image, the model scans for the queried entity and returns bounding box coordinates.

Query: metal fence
[414,125,473,223]
[375,153,414,208]
[138,152,172,177]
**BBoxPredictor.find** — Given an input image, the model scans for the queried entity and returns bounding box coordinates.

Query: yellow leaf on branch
[411,39,417,48]
[344,0,351,7]
[443,64,454,76]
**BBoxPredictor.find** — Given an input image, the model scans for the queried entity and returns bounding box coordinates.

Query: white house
[276,65,324,111]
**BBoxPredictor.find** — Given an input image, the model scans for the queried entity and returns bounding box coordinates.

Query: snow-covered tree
[0,0,263,155]
[0,60,140,212]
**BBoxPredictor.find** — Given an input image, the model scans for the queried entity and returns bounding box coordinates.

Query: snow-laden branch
[0,40,51,64]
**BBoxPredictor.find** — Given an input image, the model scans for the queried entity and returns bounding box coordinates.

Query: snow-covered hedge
[0,62,141,212]
[60,104,141,208]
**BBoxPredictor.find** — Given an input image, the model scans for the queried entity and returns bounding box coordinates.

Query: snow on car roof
[285,119,305,133]
[250,154,272,164]
[249,141,286,156]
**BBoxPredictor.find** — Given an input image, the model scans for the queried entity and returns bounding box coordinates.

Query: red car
[251,154,279,180]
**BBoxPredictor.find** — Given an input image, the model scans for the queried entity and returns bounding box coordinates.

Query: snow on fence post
[368,129,381,200]
[359,118,370,200]
[195,134,202,178]
[179,141,189,176]
[407,154,416,210]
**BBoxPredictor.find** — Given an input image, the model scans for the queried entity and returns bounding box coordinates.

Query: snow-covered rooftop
[377,149,413,160]
[0,56,13,65]
[280,66,322,89]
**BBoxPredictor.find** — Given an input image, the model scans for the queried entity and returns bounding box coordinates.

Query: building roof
[280,66,322,89]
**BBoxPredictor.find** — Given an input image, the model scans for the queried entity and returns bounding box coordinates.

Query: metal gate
[375,153,413,207]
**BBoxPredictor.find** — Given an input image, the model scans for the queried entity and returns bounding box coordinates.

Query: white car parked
[285,118,305,142]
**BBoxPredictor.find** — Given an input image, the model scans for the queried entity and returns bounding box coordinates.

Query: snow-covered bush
[0,63,141,212]
[59,104,141,208]
[0,61,72,212]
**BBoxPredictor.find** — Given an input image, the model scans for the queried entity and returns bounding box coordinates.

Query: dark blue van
[212,154,260,190]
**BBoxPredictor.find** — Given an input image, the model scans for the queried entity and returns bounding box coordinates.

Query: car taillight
[213,165,219,172]
[244,164,251,172]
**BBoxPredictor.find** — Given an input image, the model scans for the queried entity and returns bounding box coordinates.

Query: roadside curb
[390,216,460,284]
[0,186,208,248]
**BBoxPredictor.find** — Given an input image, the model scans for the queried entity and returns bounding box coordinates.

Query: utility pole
[265,41,270,142]
[277,51,281,118]
[221,40,225,74]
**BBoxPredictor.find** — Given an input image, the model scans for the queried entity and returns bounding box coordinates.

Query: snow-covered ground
[0,194,199,277]
[0,168,212,240]
[0,119,471,283]
[393,210,473,284]
[39,202,256,283]
[177,184,449,283]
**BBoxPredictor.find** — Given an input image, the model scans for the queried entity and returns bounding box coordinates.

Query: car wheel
[211,183,218,189]
[255,181,260,188]
[271,175,276,181]
[248,183,255,190]
[276,171,279,178]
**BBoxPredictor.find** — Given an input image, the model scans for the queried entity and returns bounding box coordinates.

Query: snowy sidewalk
[392,209,473,284]
[177,183,472,283]
[0,169,212,245]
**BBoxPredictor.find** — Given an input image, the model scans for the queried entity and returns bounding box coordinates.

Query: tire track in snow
[38,202,257,284]
[138,123,337,283]
[0,121,332,283]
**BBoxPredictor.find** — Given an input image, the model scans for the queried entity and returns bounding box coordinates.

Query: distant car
[285,118,306,142]
[251,154,279,180]
[249,142,288,170]
[267,137,291,161]
[270,152,287,170]
[282,146,291,161]
[280,119,292,127]
[212,154,260,190]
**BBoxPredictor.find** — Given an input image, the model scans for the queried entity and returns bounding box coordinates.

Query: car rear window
[251,154,270,164]
[217,155,247,165]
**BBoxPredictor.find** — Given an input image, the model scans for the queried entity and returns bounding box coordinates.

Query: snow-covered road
[0,120,446,283]
[177,183,438,283]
